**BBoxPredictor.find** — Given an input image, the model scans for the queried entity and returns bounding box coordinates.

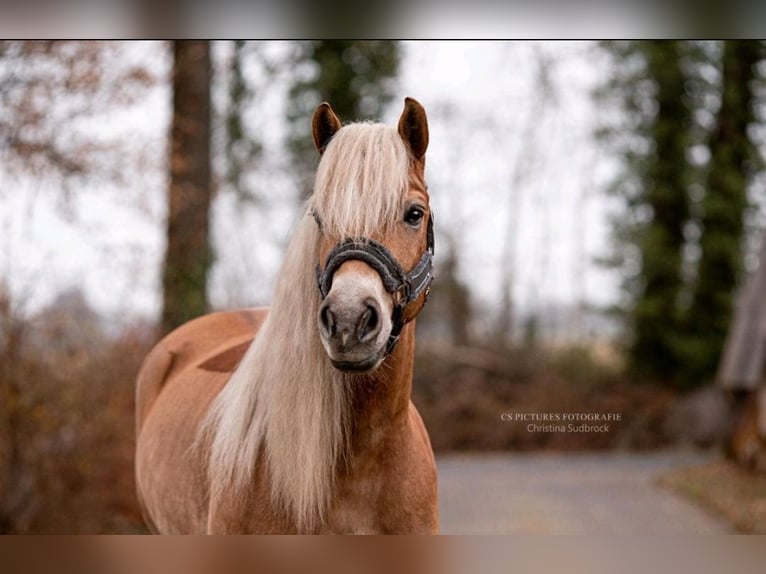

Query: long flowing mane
[199,122,411,530]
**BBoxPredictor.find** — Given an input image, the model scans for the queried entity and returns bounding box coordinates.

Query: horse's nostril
[357,303,380,343]
[319,305,336,337]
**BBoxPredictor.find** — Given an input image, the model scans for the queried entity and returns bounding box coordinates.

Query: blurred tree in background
[684,42,764,386]
[0,41,154,198]
[222,40,262,203]
[631,42,695,384]
[287,41,400,199]
[599,41,764,388]
[160,41,213,336]
[598,41,696,383]
[0,41,155,533]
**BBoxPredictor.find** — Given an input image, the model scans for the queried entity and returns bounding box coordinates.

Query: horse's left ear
[312,102,342,154]
[398,97,429,162]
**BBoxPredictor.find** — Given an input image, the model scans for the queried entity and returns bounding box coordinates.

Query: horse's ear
[312,102,342,154]
[398,97,429,162]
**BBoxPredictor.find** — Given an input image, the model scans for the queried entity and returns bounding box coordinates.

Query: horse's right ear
[312,102,342,154]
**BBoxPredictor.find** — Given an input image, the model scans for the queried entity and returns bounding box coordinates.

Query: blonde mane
[199,122,411,531]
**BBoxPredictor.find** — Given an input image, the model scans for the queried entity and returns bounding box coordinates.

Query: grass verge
[658,458,766,533]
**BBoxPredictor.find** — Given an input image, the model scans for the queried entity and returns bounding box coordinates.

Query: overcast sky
[3,41,622,336]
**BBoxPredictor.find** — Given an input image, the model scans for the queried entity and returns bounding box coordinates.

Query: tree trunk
[161,41,213,335]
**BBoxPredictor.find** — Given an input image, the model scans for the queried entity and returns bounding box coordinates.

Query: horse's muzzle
[316,262,393,373]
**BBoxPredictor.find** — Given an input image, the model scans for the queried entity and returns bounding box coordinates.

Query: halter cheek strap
[314,213,435,354]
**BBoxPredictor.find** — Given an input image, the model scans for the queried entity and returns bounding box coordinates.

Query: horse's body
[136,99,438,534]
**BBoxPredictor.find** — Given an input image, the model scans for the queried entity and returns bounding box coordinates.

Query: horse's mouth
[330,355,383,374]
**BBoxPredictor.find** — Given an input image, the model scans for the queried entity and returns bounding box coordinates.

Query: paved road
[437,450,730,534]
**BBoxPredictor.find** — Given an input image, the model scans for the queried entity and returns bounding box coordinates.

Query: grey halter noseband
[313,211,435,354]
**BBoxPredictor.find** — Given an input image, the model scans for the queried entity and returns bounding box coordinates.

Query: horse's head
[310,98,433,374]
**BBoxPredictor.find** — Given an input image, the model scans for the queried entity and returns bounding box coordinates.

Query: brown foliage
[413,342,677,452]
[0,41,157,193]
[0,287,151,533]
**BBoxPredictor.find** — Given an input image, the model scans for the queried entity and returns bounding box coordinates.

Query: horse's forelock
[310,123,411,238]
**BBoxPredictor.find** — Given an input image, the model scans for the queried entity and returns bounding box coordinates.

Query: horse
[135,98,438,534]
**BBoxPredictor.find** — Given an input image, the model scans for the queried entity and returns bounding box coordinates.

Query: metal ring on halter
[313,211,435,354]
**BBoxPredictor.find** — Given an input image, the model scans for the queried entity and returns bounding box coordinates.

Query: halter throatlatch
[314,212,435,354]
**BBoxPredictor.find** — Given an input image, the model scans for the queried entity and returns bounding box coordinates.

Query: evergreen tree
[223,40,261,203]
[287,41,400,199]
[599,41,765,387]
[684,41,764,385]
[598,41,698,383]
[630,42,694,381]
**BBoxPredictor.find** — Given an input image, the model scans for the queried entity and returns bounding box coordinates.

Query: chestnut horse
[135,98,438,534]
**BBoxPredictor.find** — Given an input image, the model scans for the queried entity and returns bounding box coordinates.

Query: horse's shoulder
[137,306,265,419]
[194,308,268,373]
[169,307,268,341]
[136,308,269,426]
[161,307,268,373]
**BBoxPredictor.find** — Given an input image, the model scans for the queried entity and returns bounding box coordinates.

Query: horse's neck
[347,322,416,451]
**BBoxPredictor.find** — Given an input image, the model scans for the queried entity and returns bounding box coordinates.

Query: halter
[313,211,435,354]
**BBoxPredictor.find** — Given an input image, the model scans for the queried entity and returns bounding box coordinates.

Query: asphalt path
[437,450,729,534]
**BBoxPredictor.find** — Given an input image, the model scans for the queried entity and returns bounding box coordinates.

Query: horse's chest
[322,447,435,534]
[324,471,387,534]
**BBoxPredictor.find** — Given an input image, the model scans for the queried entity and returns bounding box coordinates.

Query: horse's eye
[405,206,425,227]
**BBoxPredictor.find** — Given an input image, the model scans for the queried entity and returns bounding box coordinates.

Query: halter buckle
[393,281,411,306]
